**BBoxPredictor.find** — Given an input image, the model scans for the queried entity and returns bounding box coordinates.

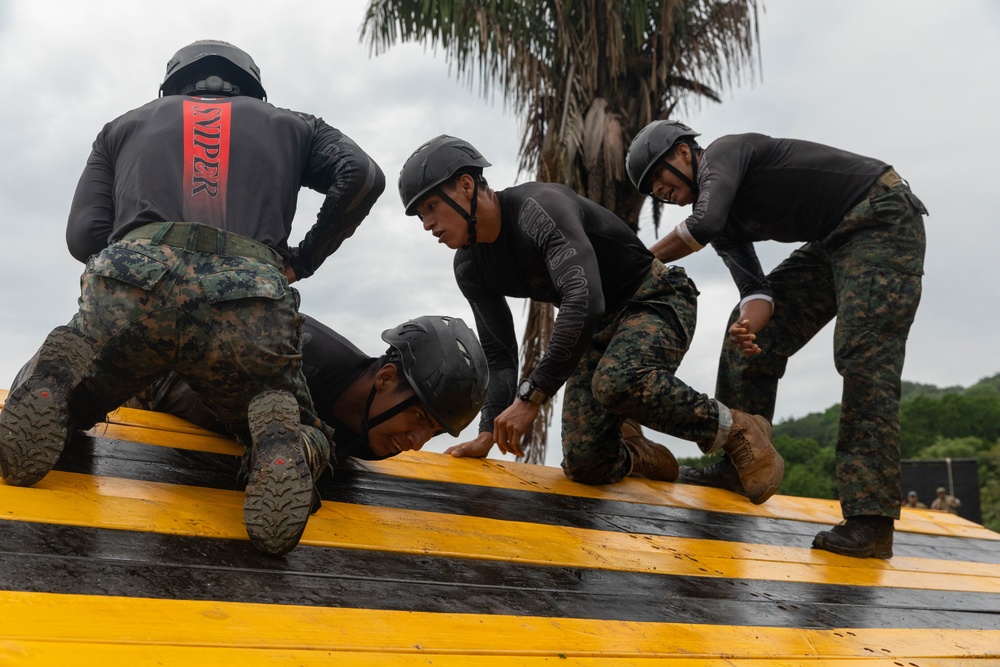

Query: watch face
[517,379,532,398]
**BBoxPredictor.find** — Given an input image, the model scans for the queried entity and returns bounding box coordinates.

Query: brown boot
[622,420,678,482]
[812,516,894,559]
[721,410,784,504]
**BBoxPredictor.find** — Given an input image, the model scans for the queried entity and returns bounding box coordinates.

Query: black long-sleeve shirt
[66,94,385,279]
[679,133,888,299]
[454,182,653,433]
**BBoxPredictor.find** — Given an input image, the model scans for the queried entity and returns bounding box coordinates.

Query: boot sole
[0,385,73,486]
[748,453,784,505]
[244,391,313,556]
[0,327,90,486]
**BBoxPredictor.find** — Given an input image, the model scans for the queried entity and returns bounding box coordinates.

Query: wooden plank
[2,471,999,594]
[2,396,998,663]
[49,435,1000,564]
[353,453,1000,541]
[5,389,992,541]
[2,590,999,659]
[6,642,997,667]
[4,520,997,629]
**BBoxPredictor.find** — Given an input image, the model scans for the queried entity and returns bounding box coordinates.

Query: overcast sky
[1,1,998,464]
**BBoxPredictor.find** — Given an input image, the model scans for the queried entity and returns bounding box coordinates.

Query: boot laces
[728,425,756,467]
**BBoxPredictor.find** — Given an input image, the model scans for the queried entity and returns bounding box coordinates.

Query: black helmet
[626,120,700,194]
[398,135,491,216]
[382,315,489,437]
[160,40,266,100]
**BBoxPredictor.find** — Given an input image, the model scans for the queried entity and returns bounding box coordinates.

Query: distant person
[930,486,962,515]
[627,121,927,559]
[902,490,927,509]
[0,40,385,556]
[396,135,784,504]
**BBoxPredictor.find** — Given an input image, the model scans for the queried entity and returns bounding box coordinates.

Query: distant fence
[901,457,981,525]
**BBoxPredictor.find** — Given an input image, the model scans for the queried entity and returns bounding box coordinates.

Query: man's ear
[459,173,477,198]
[374,362,400,391]
[676,141,692,165]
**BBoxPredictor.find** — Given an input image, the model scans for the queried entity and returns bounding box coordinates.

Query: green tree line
[679,373,1000,532]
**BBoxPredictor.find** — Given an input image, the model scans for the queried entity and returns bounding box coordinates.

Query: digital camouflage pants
[716,173,927,519]
[51,230,331,461]
[561,261,722,485]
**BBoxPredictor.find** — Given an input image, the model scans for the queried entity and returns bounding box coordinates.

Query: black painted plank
[52,433,1000,564]
[1,520,998,630]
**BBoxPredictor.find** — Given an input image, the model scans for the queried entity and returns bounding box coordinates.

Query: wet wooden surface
[1,389,998,664]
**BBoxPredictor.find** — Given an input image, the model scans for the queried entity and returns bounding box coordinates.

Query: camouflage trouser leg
[561,262,720,485]
[66,238,330,464]
[829,182,925,519]
[717,179,926,519]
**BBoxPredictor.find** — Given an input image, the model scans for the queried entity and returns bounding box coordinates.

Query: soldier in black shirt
[627,121,927,558]
[397,136,785,505]
[129,314,489,466]
[0,41,384,556]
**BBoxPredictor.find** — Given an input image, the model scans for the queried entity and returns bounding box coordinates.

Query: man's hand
[728,319,762,355]
[729,298,773,356]
[492,399,541,457]
[283,263,298,284]
[445,431,495,458]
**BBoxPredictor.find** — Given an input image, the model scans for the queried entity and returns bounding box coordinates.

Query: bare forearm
[649,228,695,263]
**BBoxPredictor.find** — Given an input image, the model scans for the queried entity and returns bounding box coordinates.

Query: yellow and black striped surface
[1,388,999,665]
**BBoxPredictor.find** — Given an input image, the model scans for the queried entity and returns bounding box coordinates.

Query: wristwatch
[517,378,549,405]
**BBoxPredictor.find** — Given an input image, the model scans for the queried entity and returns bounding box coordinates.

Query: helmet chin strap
[660,143,700,198]
[361,385,421,438]
[433,178,480,247]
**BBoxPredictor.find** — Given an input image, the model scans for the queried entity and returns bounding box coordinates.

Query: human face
[414,178,472,249]
[365,364,446,457]
[648,145,696,206]
[366,394,444,458]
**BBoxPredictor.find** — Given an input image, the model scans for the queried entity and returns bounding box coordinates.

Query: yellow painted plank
[105,404,225,437]
[0,388,241,456]
[3,642,997,667]
[0,591,997,660]
[84,418,242,456]
[354,452,1000,541]
[3,472,999,593]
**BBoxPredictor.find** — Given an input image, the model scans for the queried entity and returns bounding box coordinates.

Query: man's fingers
[447,440,491,458]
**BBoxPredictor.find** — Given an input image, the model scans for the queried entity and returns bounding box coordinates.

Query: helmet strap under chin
[661,163,697,198]
[659,141,700,198]
[361,384,421,438]
[434,177,480,247]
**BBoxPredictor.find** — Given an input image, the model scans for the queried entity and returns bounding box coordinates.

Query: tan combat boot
[622,419,679,482]
[722,410,784,504]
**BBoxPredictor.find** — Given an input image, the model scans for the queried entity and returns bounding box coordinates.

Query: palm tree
[362,0,760,464]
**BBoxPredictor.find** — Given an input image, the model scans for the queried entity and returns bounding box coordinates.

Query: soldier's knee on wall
[590,362,635,409]
[561,447,623,486]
